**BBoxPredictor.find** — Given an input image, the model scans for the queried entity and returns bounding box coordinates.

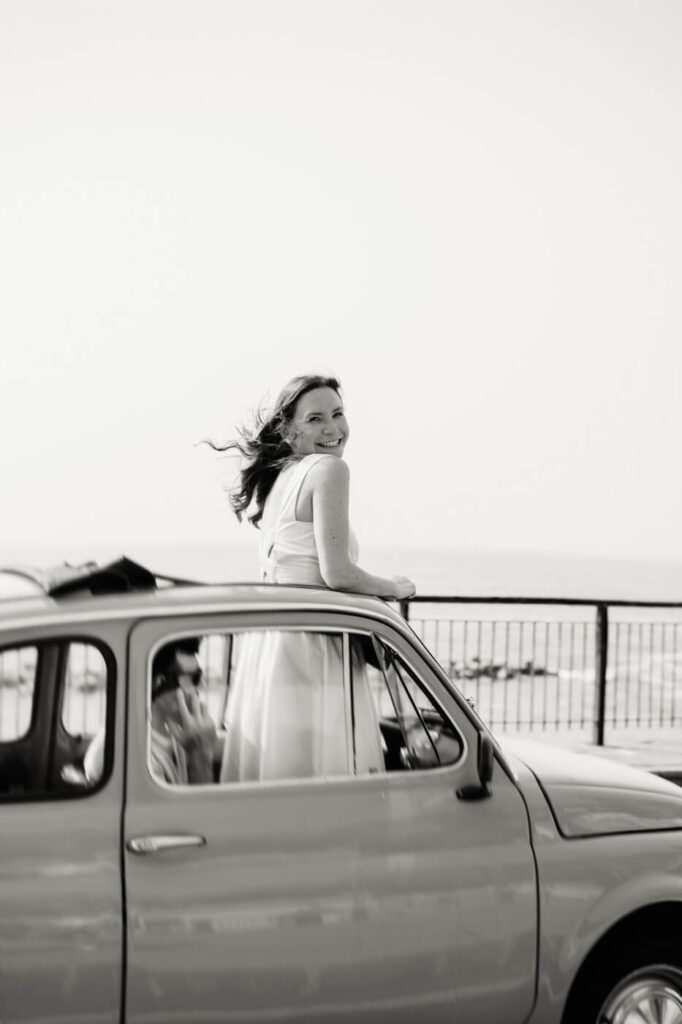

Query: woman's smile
[289,386,349,457]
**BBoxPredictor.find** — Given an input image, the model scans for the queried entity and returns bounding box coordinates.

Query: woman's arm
[310,457,415,599]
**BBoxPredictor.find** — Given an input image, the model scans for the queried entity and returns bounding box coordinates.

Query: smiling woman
[286,384,349,457]
[207,373,415,598]
[206,373,415,781]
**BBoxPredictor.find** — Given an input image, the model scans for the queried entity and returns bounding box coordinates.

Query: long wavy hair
[208,374,343,527]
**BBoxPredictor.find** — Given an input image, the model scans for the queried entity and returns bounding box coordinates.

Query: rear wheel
[564,940,682,1024]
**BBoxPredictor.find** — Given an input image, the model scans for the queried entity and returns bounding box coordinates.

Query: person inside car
[84,637,217,785]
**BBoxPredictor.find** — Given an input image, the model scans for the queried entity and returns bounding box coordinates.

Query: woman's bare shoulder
[307,455,350,485]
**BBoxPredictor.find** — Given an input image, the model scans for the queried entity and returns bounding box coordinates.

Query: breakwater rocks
[448,658,559,681]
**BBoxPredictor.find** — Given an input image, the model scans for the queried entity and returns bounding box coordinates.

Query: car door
[344,623,538,1022]
[0,623,124,1024]
[123,611,537,1024]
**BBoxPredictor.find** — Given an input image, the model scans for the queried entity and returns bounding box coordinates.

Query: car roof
[0,556,406,631]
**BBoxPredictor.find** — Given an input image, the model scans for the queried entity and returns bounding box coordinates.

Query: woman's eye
[334,411,345,418]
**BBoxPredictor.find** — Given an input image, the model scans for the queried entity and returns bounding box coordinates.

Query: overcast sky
[2,0,681,567]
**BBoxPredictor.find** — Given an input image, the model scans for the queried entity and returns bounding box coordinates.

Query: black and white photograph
[2,2,682,1022]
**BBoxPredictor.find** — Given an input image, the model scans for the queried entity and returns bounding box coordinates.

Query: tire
[563,939,682,1024]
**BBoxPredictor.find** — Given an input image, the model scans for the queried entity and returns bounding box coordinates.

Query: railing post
[593,604,609,746]
[399,598,410,622]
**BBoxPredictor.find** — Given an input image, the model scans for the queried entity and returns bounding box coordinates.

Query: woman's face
[288,386,349,458]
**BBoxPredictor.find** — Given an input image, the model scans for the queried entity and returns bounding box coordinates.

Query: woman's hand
[391,575,417,599]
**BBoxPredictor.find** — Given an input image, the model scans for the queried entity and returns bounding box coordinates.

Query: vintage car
[2,557,682,1024]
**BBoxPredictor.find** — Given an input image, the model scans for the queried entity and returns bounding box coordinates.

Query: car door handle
[126,833,207,855]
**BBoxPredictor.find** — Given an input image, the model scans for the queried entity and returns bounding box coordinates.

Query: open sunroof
[0,556,200,598]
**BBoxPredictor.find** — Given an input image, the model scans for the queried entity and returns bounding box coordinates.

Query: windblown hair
[207,374,342,528]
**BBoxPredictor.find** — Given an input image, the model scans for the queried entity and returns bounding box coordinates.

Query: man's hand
[168,689,217,783]
[170,688,216,745]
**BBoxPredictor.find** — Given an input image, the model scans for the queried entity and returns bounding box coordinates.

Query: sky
[2,0,682,573]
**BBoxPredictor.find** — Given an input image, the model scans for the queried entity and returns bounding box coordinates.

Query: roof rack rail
[0,556,202,598]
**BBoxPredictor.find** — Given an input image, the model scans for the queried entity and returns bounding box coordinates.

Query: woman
[214,374,416,781]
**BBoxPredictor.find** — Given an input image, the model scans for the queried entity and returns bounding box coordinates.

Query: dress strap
[261,455,328,583]
[278,454,327,520]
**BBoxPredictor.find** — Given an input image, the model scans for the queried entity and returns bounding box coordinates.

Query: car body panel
[0,798,123,1024]
[499,754,682,1024]
[502,737,682,836]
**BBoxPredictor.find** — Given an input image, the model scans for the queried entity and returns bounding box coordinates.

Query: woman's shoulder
[276,454,347,492]
[306,454,350,484]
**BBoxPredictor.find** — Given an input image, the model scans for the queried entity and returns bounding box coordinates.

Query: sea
[1,541,681,604]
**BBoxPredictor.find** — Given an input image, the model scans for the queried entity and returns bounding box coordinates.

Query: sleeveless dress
[220,454,380,782]
[259,453,359,585]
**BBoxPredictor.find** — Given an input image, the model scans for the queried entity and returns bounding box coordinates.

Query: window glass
[0,640,114,800]
[351,635,463,773]
[147,630,351,788]
[62,643,108,736]
[0,646,37,741]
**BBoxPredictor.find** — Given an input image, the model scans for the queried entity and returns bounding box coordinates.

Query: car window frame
[0,633,117,802]
[143,623,356,792]
[133,609,472,794]
[126,608,486,806]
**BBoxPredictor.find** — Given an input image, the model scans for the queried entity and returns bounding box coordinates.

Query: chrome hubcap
[599,967,682,1024]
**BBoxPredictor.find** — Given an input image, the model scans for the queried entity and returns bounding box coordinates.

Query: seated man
[84,637,217,785]
[149,637,216,784]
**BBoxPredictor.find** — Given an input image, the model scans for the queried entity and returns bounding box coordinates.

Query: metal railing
[399,595,682,744]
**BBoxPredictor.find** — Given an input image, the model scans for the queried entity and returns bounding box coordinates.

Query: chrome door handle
[126,833,207,855]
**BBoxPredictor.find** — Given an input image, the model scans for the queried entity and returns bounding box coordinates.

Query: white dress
[220,454,380,782]
[258,452,359,585]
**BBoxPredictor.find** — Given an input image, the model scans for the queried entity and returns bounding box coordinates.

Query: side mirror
[456,733,494,801]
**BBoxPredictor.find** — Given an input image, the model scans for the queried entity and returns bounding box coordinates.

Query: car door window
[62,642,108,737]
[146,629,352,787]
[0,639,114,799]
[350,634,464,773]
